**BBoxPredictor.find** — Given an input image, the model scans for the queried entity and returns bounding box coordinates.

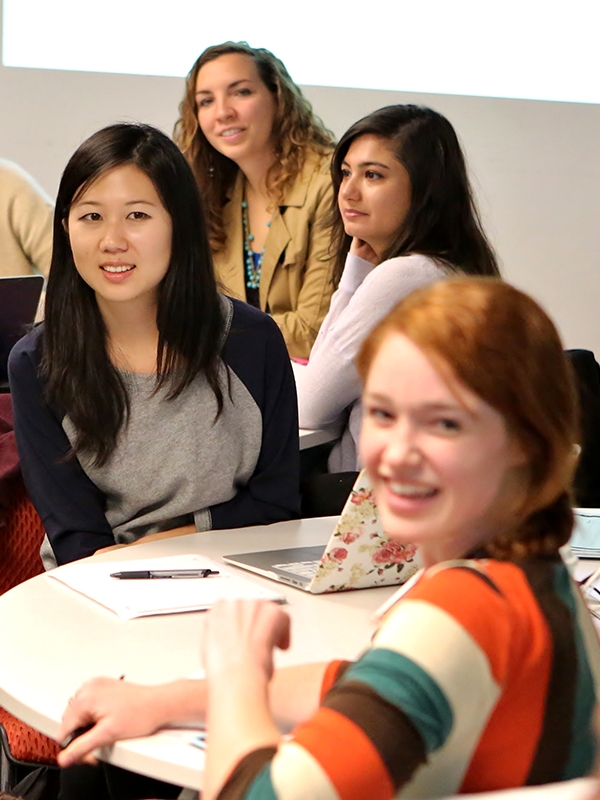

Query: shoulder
[373,253,447,280]
[224,297,289,359]
[8,324,44,375]
[0,159,51,203]
[386,559,538,647]
[228,297,282,336]
[375,560,532,679]
[285,149,334,207]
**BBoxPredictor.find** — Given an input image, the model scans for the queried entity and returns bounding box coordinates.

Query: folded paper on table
[48,554,284,619]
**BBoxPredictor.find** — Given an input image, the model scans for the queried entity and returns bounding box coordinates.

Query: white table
[299,424,341,449]
[0,517,396,791]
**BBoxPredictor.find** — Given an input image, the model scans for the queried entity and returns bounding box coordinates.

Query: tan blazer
[213,152,336,360]
[0,159,53,279]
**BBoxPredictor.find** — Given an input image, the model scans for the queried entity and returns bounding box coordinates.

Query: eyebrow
[364,393,471,414]
[342,159,391,170]
[73,199,157,207]
[195,78,252,97]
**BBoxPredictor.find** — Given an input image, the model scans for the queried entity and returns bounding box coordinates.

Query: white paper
[48,554,284,620]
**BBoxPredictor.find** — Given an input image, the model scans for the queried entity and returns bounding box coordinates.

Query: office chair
[0,475,59,797]
[566,349,600,508]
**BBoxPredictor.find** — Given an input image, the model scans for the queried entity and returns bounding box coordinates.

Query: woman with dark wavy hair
[9,123,300,571]
[298,104,500,493]
[174,41,336,359]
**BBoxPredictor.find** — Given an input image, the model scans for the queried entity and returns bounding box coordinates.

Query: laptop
[0,275,44,388]
[223,470,421,593]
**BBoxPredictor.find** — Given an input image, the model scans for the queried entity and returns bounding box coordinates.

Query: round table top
[0,516,396,790]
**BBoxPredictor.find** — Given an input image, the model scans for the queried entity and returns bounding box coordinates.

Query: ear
[62,217,69,235]
[507,436,528,468]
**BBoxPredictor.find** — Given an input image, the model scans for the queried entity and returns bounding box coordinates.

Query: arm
[209,310,301,529]
[8,334,115,564]
[57,678,205,767]
[270,170,337,361]
[298,254,444,429]
[56,650,327,769]
[6,162,53,278]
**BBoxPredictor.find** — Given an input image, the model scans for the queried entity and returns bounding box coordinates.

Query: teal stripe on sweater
[553,563,597,778]
[343,647,453,753]
[243,763,278,800]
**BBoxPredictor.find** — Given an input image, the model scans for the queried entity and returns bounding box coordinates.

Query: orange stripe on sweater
[406,562,549,688]
[292,707,394,800]
[320,660,349,702]
[402,561,552,790]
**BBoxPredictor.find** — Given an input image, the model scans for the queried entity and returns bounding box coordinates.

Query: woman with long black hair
[9,123,300,570]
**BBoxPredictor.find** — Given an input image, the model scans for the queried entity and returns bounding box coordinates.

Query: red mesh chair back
[0,475,60,784]
[0,477,45,593]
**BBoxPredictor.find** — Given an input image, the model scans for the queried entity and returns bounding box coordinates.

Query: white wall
[2,3,599,355]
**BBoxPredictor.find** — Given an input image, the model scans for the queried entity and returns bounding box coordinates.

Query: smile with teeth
[387,482,438,499]
[101,265,135,273]
[221,128,244,137]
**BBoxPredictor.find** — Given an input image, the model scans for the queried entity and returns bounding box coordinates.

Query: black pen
[110,569,219,580]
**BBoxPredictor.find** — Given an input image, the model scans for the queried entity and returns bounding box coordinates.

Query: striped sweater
[218,558,598,800]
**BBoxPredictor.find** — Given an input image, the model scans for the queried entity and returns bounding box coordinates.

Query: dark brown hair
[331,105,499,283]
[357,277,579,560]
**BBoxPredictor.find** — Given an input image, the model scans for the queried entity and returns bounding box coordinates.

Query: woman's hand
[56,678,185,767]
[203,601,290,800]
[349,237,379,265]
[203,599,290,682]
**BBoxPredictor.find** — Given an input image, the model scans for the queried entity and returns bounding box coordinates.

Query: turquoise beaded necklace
[242,196,271,290]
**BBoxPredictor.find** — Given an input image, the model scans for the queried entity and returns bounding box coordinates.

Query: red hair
[357,277,579,560]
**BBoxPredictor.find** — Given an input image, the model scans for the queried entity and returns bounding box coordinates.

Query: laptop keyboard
[273,560,320,578]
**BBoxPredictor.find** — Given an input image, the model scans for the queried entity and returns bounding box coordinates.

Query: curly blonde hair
[173,41,335,252]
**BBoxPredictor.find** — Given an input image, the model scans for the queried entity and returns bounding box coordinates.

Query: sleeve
[270,173,337,361]
[7,165,54,278]
[8,335,115,565]
[215,567,514,800]
[208,311,301,529]
[298,254,444,429]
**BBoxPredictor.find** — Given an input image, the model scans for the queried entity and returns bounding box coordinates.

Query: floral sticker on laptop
[311,470,420,593]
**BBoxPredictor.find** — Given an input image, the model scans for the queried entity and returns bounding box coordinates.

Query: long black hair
[43,122,224,466]
[330,105,500,283]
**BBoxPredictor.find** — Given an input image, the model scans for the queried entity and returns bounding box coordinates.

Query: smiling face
[360,332,526,566]
[338,134,412,259]
[195,52,277,170]
[67,164,173,315]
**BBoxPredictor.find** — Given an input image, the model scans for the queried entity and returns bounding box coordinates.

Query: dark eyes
[340,168,384,180]
[436,418,461,432]
[78,211,150,222]
[365,406,395,424]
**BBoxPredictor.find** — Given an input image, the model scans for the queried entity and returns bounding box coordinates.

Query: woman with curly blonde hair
[174,42,336,359]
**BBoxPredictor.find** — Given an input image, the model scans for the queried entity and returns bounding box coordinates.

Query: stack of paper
[570,510,600,559]
[48,554,284,620]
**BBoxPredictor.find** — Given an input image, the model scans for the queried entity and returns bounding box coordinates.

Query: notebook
[0,274,44,386]
[223,470,421,593]
[569,509,600,559]
[48,553,285,619]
